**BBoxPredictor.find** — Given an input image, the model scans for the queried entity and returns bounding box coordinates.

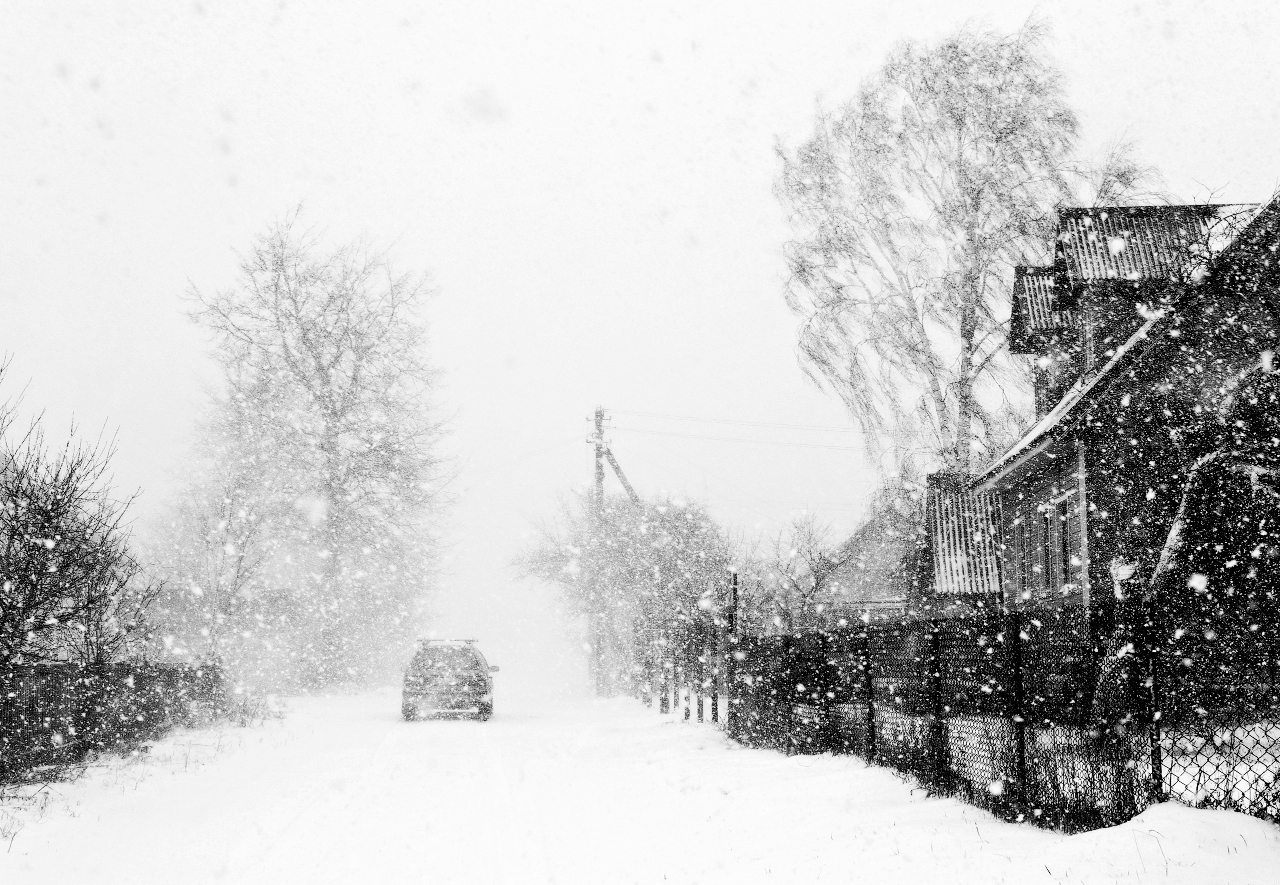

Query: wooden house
[936,199,1280,645]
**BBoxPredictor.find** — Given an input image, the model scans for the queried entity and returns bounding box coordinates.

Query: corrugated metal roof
[1013,265,1076,333]
[928,476,1003,596]
[1014,266,1055,329]
[1056,205,1256,283]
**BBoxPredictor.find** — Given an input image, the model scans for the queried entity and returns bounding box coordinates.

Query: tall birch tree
[777,21,1079,477]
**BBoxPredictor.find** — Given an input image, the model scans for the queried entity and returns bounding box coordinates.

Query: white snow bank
[1,693,1277,884]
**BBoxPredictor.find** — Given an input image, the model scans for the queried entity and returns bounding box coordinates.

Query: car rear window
[411,646,480,671]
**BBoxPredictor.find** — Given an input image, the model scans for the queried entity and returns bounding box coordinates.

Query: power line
[714,502,871,513]
[616,443,783,522]
[609,408,860,433]
[620,447,872,522]
[611,425,860,451]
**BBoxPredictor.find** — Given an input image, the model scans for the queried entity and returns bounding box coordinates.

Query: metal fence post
[696,651,705,722]
[660,657,670,714]
[682,663,691,721]
[1141,606,1166,804]
[928,621,949,789]
[1268,629,1278,714]
[775,637,788,749]
[1008,609,1028,810]
[710,640,720,724]
[673,658,682,718]
[816,632,834,752]
[728,637,742,738]
[863,630,877,761]
[726,572,739,738]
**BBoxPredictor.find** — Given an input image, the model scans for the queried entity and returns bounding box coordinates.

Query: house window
[1049,488,1082,596]
[1017,518,1030,600]
[1060,505,1072,587]
[1011,515,1035,602]
[1040,506,1054,593]
[1014,493,1082,604]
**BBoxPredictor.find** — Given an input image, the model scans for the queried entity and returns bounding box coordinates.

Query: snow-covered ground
[2,690,1279,884]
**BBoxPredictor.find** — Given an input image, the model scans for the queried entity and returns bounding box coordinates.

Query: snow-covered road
[3,692,1279,884]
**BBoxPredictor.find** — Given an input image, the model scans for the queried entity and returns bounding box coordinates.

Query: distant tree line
[520,492,730,695]
[519,491,873,694]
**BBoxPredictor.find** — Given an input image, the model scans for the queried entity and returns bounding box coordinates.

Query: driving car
[401,639,498,721]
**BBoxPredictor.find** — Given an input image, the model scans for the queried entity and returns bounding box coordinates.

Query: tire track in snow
[229,710,542,884]
[213,711,408,883]
[309,716,520,883]
[477,715,559,884]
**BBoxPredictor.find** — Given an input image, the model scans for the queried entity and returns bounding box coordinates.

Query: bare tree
[71,546,163,667]
[1083,140,1165,208]
[750,514,854,632]
[147,449,275,666]
[180,214,445,685]
[0,425,155,667]
[777,21,1086,477]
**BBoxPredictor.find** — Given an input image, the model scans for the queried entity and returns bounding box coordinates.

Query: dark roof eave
[973,312,1167,491]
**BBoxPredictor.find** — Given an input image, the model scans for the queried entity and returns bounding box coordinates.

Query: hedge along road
[2,690,1279,884]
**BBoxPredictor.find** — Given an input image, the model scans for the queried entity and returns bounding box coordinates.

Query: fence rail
[644,605,1280,832]
[1,662,226,781]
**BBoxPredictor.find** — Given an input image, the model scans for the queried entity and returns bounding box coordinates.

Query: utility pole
[586,406,642,696]
[593,407,605,514]
[728,571,739,642]
[603,449,640,504]
[725,570,739,734]
[590,406,606,695]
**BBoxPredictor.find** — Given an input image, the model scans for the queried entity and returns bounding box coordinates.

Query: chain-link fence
[669,605,1280,832]
[1,662,226,781]
[1153,596,1280,821]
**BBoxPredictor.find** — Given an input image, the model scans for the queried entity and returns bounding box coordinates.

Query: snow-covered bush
[520,492,731,696]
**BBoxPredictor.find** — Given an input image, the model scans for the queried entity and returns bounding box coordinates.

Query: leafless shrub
[0,421,159,667]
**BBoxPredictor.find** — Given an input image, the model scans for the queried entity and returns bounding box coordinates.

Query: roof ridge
[1057,202,1258,215]
[977,312,1167,488]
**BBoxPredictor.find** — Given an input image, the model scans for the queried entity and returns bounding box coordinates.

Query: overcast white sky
[3,0,1278,681]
